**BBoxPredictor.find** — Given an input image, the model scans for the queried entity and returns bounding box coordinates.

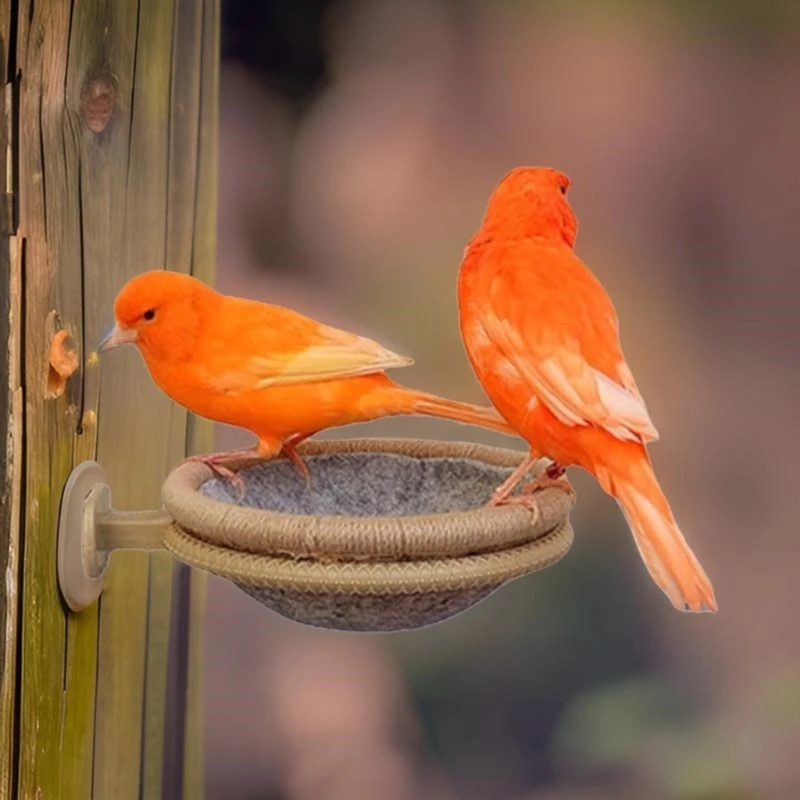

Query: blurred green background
[203,1,800,798]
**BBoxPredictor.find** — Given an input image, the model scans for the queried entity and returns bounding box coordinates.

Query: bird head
[98,270,214,363]
[478,166,578,247]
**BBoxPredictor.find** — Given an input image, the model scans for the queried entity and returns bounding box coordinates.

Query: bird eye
[559,184,568,196]
[142,308,156,321]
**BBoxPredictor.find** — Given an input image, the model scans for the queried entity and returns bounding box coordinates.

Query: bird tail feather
[403,390,516,437]
[600,461,717,613]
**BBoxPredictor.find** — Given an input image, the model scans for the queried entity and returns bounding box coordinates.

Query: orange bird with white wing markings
[99,271,514,487]
[457,166,717,613]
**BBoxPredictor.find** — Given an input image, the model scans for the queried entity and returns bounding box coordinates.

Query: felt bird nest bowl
[161,438,575,632]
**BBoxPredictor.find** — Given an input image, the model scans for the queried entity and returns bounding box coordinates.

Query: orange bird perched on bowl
[98,270,514,487]
[457,166,717,613]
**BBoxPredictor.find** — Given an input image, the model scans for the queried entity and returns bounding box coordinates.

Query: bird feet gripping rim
[181,433,317,499]
[490,458,575,523]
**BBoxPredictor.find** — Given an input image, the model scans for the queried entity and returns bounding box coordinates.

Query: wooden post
[0,0,219,797]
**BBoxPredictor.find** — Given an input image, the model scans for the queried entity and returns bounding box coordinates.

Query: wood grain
[0,5,18,793]
[178,3,219,795]
[1,0,219,796]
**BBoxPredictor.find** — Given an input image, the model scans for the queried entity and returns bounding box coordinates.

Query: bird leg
[489,456,574,519]
[489,453,540,507]
[280,432,316,487]
[181,447,267,498]
[182,447,265,475]
[182,434,316,497]
[520,461,575,499]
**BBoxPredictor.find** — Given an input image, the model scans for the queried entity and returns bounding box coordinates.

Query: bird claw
[491,492,543,523]
[489,463,574,521]
[521,474,575,499]
[219,470,247,501]
[181,453,249,500]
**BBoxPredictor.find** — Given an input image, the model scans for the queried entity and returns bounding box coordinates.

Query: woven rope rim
[162,517,574,594]
[161,438,575,562]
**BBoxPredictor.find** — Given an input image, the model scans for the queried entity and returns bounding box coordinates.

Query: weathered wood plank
[132,1,184,794]
[55,0,132,795]
[167,0,202,271]
[60,413,101,798]
[0,238,22,800]
[181,4,219,793]
[0,3,12,235]
[191,0,220,280]
[161,2,218,795]
[62,0,154,797]
[0,4,20,791]
[180,565,209,800]
[16,0,83,794]
[6,0,219,796]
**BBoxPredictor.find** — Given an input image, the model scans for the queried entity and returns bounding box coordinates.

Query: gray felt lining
[199,453,517,516]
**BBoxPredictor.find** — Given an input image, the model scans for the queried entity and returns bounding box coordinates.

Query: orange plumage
[457,166,717,613]
[99,271,513,482]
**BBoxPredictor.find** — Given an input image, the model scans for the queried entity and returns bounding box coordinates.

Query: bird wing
[202,300,414,393]
[480,245,659,444]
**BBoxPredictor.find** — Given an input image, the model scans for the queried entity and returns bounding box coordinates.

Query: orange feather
[457,166,717,613]
[100,271,514,481]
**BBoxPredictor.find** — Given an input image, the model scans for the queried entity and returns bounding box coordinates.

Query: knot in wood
[81,77,116,133]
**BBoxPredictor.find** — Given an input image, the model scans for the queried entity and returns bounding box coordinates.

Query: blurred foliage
[549,665,800,799]
[551,675,692,768]
[758,664,800,732]
[496,0,800,41]
[550,675,743,799]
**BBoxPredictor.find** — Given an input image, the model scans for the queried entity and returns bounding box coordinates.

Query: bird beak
[97,323,138,352]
